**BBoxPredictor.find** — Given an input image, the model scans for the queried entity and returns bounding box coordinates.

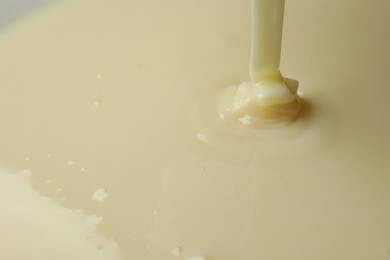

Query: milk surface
[0,0,389,259]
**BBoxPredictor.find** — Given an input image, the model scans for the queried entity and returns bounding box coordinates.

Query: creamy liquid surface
[0,0,390,259]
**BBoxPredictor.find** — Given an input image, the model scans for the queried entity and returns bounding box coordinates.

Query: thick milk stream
[0,0,390,259]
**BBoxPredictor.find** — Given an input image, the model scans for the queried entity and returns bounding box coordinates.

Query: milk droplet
[67,160,75,166]
[171,247,182,257]
[92,188,109,203]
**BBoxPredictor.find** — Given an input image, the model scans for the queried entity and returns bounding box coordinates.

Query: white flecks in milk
[67,160,75,166]
[80,167,86,172]
[92,188,109,203]
[24,157,30,161]
[171,247,182,257]
[0,169,124,259]
[238,115,251,125]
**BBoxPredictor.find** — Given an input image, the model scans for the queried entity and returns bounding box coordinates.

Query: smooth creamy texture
[0,0,390,259]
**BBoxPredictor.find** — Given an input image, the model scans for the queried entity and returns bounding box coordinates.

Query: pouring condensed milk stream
[230,0,300,120]
[0,0,390,260]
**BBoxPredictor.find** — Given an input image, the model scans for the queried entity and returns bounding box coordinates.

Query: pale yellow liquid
[0,0,390,259]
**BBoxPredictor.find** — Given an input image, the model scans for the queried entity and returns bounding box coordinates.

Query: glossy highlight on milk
[0,0,390,259]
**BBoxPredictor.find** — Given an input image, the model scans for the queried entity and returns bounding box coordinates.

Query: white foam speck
[67,160,75,166]
[92,189,109,203]
[96,73,104,79]
[297,90,304,96]
[239,115,251,125]
[80,167,86,172]
[171,247,181,257]
[24,157,30,161]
